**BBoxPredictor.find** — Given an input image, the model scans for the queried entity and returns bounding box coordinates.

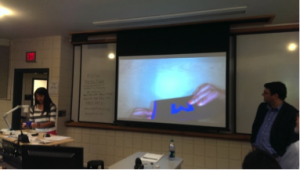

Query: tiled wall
[64,127,252,169]
[0,36,73,135]
[0,100,12,129]
[57,37,73,135]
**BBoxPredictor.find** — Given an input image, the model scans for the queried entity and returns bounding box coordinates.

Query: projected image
[117,52,226,128]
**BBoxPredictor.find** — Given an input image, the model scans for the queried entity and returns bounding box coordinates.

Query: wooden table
[0,130,74,145]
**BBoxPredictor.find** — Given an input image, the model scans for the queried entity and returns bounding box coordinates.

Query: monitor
[22,145,83,169]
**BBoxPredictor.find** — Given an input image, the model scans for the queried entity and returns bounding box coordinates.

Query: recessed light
[288,43,297,51]
[108,53,115,59]
[0,6,12,17]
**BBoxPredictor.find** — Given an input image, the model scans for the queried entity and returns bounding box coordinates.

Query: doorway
[12,68,49,130]
[32,78,48,106]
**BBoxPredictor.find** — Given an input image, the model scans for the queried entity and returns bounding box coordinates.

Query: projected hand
[22,123,26,128]
[188,83,225,107]
[130,108,153,119]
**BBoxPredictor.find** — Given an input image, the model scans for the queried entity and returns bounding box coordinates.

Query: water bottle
[169,139,175,160]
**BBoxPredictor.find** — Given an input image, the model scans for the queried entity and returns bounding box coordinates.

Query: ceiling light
[288,43,297,51]
[93,6,247,26]
[108,53,115,59]
[0,6,12,17]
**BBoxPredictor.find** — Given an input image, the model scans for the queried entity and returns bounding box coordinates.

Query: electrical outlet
[58,110,66,117]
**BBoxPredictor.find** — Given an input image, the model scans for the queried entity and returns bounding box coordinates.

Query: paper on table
[29,135,70,144]
[140,153,164,163]
[28,137,51,144]
[46,135,70,141]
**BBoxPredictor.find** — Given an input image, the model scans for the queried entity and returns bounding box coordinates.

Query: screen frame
[114,23,230,132]
[114,52,230,132]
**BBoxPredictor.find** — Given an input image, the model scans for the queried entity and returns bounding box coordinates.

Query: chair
[87,160,104,169]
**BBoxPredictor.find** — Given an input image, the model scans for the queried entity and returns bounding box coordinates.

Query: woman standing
[23,87,57,135]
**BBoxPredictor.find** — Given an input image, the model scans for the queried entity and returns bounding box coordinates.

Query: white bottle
[169,139,175,160]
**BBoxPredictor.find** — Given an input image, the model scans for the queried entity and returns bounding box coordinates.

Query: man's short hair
[264,81,287,100]
[242,149,281,169]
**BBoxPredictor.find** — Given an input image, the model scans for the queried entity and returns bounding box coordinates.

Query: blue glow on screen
[154,70,190,99]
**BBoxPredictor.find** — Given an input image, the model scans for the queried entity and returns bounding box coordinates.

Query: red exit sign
[26,52,36,62]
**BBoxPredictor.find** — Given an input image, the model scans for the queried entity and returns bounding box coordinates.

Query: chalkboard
[79,44,116,123]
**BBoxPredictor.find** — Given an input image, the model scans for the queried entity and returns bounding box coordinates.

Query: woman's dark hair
[34,87,54,114]
[264,81,287,100]
[242,149,281,169]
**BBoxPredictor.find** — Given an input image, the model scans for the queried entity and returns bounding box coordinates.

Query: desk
[108,152,183,169]
[0,130,74,146]
[0,130,74,169]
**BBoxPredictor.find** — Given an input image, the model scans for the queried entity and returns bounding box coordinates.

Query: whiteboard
[79,44,116,123]
[236,32,299,134]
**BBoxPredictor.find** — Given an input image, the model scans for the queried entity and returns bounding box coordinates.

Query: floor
[0,159,17,169]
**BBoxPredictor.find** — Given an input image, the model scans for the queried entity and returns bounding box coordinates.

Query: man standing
[279,113,299,169]
[251,82,298,159]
